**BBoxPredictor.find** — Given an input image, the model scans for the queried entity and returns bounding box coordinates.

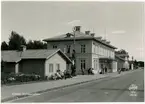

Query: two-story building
[43,26,117,74]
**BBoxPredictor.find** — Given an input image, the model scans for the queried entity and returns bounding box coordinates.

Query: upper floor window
[66,45,71,53]
[81,45,86,53]
[94,46,96,53]
[53,45,57,49]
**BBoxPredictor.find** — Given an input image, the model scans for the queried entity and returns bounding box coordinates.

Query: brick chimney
[85,31,90,35]
[90,33,95,37]
[96,36,102,40]
[106,41,110,44]
[74,26,81,32]
[102,39,106,43]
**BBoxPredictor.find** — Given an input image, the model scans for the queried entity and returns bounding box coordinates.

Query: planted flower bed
[1,72,41,85]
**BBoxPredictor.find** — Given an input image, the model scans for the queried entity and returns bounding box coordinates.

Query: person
[57,69,64,79]
[64,70,72,79]
[88,68,91,75]
[91,68,95,75]
[118,68,122,74]
[105,67,107,74]
[81,68,85,75]
[56,70,62,79]
[59,70,64,79]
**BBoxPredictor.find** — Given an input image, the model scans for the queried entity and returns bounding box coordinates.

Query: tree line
[1,31,47,50]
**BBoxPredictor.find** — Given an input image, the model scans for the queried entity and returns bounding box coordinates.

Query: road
[11,70,144,102]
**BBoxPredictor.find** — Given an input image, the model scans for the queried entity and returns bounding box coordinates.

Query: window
[49,64,53,72]
[100,47,102,55]
[53,45,57,49]
[94,58,98,69]
[56,64,60,71]
[81,59,86,69]
[97,45,99,54]
[81,45,86,53]
[93,43,96,53]
[66,45,71,53]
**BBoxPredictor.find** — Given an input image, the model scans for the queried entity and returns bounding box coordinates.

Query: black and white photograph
[1,1,144,102]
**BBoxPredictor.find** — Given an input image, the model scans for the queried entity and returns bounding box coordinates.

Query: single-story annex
[1,49,72,77]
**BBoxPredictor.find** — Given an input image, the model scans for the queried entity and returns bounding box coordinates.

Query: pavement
[1,69,138,102]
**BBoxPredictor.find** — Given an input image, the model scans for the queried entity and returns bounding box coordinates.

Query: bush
[1,72,41,84]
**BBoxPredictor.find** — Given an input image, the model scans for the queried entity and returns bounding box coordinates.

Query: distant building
[115,55,125,70]
[1,47,72,77]
[43,26,118,74]
[115,50,130,70]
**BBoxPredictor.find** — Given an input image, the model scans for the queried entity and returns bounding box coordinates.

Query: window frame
[53,45,57,49]
[49,64,53,73]
[56,63,60,71]
[81,44,86,53]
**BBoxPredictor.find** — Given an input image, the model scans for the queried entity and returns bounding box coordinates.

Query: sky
[1,1,144,61]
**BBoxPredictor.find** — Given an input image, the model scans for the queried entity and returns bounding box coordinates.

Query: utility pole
[71,26,76,76]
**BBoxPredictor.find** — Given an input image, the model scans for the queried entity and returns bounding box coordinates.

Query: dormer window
[53,45,57,49]
[65,33,73,38]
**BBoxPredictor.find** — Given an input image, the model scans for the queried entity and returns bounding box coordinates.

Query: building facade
[43,26,117,74]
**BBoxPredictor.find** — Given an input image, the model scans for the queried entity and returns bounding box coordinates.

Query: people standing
[81,68,85,75]
[105,66,107,74]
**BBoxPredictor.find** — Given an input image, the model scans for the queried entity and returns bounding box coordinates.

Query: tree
[26,40,47,49]
[134,60,138,68]
[117,49,128,54]
[1,41,9,50]
[8,31,26,50]
[137,61,144,67]
[26,40,34,49]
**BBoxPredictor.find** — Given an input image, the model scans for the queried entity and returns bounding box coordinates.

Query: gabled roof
[1,51,21,63]
[1,49,72,63]
[43,31,117,49]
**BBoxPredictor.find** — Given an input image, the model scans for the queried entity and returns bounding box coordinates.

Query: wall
[19,59,45,77]
[116,58,125,70]
[2,62,15,73]
[45,53,67,76]
[47,40,92,75]
[92,40,116,73]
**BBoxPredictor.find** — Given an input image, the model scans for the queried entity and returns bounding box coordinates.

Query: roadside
[1,69,139,102]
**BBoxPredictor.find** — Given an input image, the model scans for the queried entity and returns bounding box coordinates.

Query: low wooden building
[1,49,72,77]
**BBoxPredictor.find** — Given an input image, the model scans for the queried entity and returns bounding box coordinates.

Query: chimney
[102,39,106,43]
[96,36,102,40]
[106,41,110,44]
[85,31,90,35]
[20,45,26,51]
[74,26,81,32]
[90,33,95,37]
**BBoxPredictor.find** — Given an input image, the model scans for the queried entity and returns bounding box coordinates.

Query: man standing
[105,66,107,74]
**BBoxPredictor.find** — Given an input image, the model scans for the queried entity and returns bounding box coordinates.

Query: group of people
[99,66,107,74]
[81,68,95,75]
[51,66,108,80]
[51,69,72,80]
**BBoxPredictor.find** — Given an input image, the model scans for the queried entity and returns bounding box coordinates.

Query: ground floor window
[81,59,86,69]
[56,64,60,71]
[94,58,98,69]
[49,64,53,72]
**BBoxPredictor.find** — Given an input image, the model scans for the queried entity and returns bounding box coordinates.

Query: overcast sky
[1,1,144,61]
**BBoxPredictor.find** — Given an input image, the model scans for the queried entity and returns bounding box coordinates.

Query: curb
[1,76,109,102]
